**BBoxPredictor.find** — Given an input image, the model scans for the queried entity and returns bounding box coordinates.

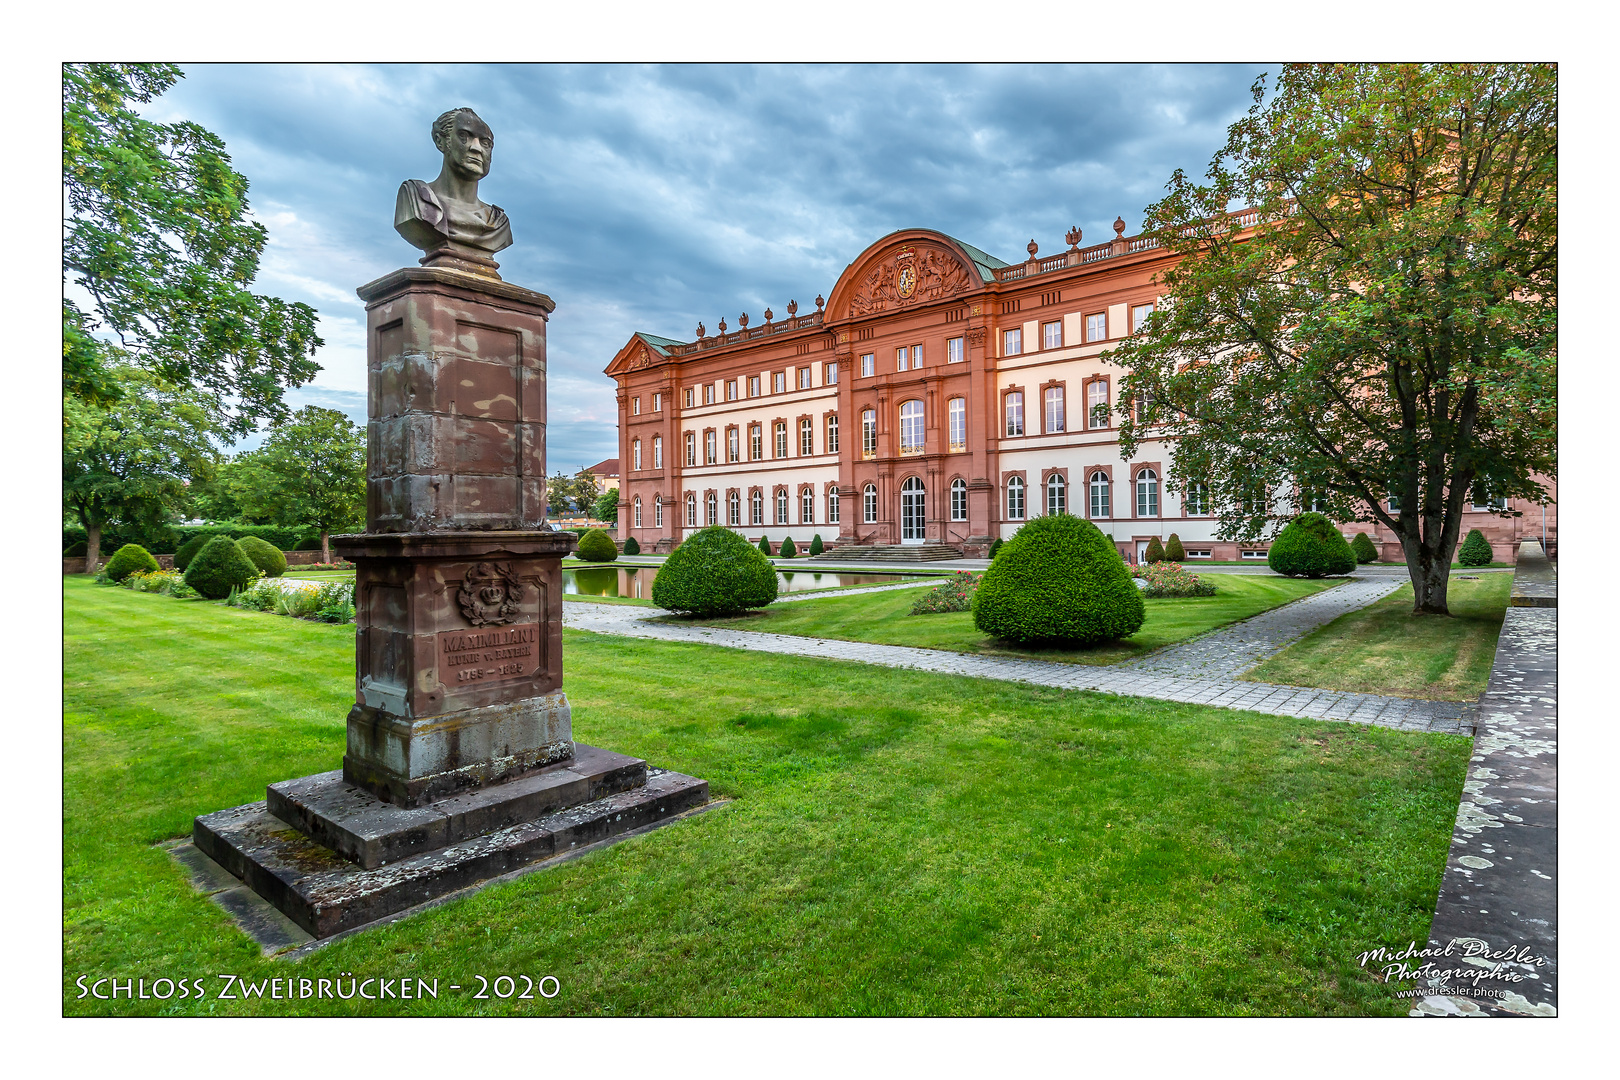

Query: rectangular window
[1086,313,1107,342]
[1185,549,1211,559]
[862,409,877,458]
[1044,386,1065,434]
[654,498,663,528]
[861,353,874,378]
[684,388,694,408]
[1005,392,1024,437]
[912,344,923,367]
[653,392,661,412]
[1087,380,1108,429]
[749,376,760,397]
[826,414,839,453]
[775,422,788,458]
[1003,328,1022,356]
[828,489,840,524]
[704,384,715,405]
[799,367,812,389]
[948,397,966,452]
[653,437,662,469]
[896,346,909,372]
[727,427,739,463]
[803,489,814,524]
[632,397,641,415]
[1132,302,1155,334]
[726,380,738,401]
[632,440,641,471]
[776,490,788,525]
[705,431,717,465]
[1042,321,1062,350]
[774,371,786,394]
[684,433,696,467]
[825,362,838,384]
[1241,549,1267,559]
[750,424,762,461]
[800,418,814,456]
[947,336,964,364]
[1185,483,1209,516]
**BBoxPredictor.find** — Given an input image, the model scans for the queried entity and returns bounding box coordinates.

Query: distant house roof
[587,458,619,476]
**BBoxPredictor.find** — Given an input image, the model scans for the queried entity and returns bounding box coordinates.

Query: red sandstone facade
[604,222,1555,562]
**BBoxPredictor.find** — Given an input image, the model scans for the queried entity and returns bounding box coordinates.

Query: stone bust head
[395,106,513,266]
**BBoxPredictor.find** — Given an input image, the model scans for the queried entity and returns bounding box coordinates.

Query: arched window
[774,421,788,458]
[749,424,762,460]
[654,495,663,528]
[686,493,697,526]
[1005,391,1024,437]
[705,491,717,525]
[1087,380,1108,429]
[705,430,717,465]
[1044,386,1065,433]
[652,436,662,469]
[828,487,841,524]
[727,427,740,463]
[951,478,968,521]
[1047,473,1067,516]
[1136,469,1159,518]
[632,438,642,471]
[800,418,814,456]
[863,483,878,524]
[802,487,814,524]
[728,490,741,527]
[862,409,877,458]
[750,489,763,526]
[633,495,642,527]
[899,400,924,454]
[826,414,839,453]
[1184,482,1208,516]
[1007,476,1025,520]
[685,432,696,466]
[1089,472,1111,519]
[775,489,788,525]
[948,397,966,451]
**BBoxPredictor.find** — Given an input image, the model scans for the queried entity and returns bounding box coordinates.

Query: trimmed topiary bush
[779,536,797,559]
[972,515,1145,646]
[1458,528,1494,567]
[623,535,641,556]
[809,534,824,556]
[1351,531,1378,564]
[1144,536,1165,563]
[103,543,160,582]
[576,528,619,562]
[1164,533,1185,562]
[235,536,288,578]
[64,540,88,557]
[183,536,260,599]
[989,538,1004,560]
[173,534,211,571]
[1267,513,1357,578]
[652,525,780,616]
[757,534,772,556]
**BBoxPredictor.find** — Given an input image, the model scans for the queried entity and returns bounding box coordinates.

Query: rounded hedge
[173,534,213,571]
[809,534,824,556]
[183,536,260,599]
[1164,533,1185,562]
[623,535,641,556]
[1267,513,1357,578]
[576,528,619,562]
[652,526,779,616]
[235,535,288,578]
[64,539,88,557]
[988,538,1004,560]
[779,536,798,559]
[972,514,1145,646]
[1458,528,1494,567]
[1351,531,1378,564]
[1144,536,1165,563]
[104,543,160,582]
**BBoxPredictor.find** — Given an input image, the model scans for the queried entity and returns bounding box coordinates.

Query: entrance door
[901,477,926,544]
[1135,540,1148,564]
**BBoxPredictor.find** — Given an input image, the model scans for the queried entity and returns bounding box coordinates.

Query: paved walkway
[563,577,1475,735]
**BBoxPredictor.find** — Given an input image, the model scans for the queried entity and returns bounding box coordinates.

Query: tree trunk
[85,522,103,575]
[1400,530,1452,615]
[320,529,331,566]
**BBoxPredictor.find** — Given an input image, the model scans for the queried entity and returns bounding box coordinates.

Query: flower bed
[908,571,981,615]
[227,577,355,622]
[1131,562,1217,598]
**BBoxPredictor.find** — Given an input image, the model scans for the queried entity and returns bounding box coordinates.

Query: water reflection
[562,567,906,598]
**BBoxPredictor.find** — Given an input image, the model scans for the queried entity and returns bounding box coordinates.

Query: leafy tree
[63,64,322,434]
[593,487,620,524]
[231,407,365,563]
[573,468,602,518]
[1111,64,1554,615]
[547,471,579,517]
[64,367,224,572]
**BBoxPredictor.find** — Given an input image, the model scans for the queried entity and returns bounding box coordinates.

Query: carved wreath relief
[458,562,524,625]
[847,246,971,317]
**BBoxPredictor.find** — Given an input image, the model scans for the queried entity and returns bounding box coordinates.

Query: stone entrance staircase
[810,543,963,562]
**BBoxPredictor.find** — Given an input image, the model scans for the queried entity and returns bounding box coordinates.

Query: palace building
[604,220,1554,562]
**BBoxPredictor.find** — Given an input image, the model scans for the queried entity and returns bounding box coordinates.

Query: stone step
[193,767,709,939]
[809,544,963,562]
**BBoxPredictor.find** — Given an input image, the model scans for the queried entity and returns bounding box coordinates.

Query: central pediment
[828,230,999,321]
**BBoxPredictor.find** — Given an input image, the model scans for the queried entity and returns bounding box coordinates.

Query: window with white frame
[1184,482,1209,516]
[1042,321,1062,350]
[1044,386,1065,433]
[774,421,788,458]
[749,424,762,461]
[800,418,813,456]
[1047,474,1067,516]
[631,439,641,471]
[652,436,662,469]
[1004,328,1022,356]
[685,388,695,408]
[686,493,697,526]
[1007,475,1025,520]
[653,392,661,412]
[749,375,760,397]
[727,427,739,463]
[1241,549,1267,559]
[1005,391,1024,437]
[1086,312,1107,342]
[802,488,814,524]
[950,478,967,521]
[912,343,923,367]
[860,353,874,378]
[863,483,878,524]
[750,489,763,526]
[775,489,788,525]
[632,397,640,415]
[705,430,717,465]
[947,397,966,452]
[826,414,839,453]
[899,400,924,455]
[825,362,838,384]
[654,496,663,528]
[1136,469,1159,517]
[726,380,738,401]
[684,432,696,467]
[862,409,877,458]
[798,367,812,390]
[828,488,840,523]
[1087,379,1108,429]
[1471,483,1507,511]
[1132,302,1155,334]
[1184,548,1211,559]
[704,384,715,405]
[633,495,641,527]
[895,346,909,372]
[947,336,964,364]
[774,371,786,394]
[1089,472,1111,518]
[705,491,717,525]
[728,490,741,526]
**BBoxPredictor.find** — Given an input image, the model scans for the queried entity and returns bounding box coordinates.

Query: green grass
[1243,574,1511,700]
[63,577,1469,1016]
[675,574,1338,665]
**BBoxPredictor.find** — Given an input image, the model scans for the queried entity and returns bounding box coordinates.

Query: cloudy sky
[144,63,1268,472]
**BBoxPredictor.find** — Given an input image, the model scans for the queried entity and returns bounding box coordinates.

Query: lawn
[1243,574,1512,700]
[675,574,1337,665]
[64,576,1469,1016]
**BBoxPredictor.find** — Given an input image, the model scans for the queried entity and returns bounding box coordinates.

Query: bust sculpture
[396,107,513,272]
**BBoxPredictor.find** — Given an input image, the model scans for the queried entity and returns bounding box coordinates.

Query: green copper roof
[945,236,1012,281]
[634,332,687,355]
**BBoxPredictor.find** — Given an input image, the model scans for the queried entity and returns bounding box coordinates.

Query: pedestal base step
[193,767,709,939]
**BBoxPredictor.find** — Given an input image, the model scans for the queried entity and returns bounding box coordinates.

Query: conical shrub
[1144,536,1165,563]
[758,534,773,556]
[1351,532,1378,564]
[809,534,824,556]
[1458,528,1494,567]
[623,535,641,556]
[1164,533,1185,562]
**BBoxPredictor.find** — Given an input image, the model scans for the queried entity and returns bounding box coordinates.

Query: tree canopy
[228,407,366,562]
[64,63,323,435]
[1110,63,1555,614]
